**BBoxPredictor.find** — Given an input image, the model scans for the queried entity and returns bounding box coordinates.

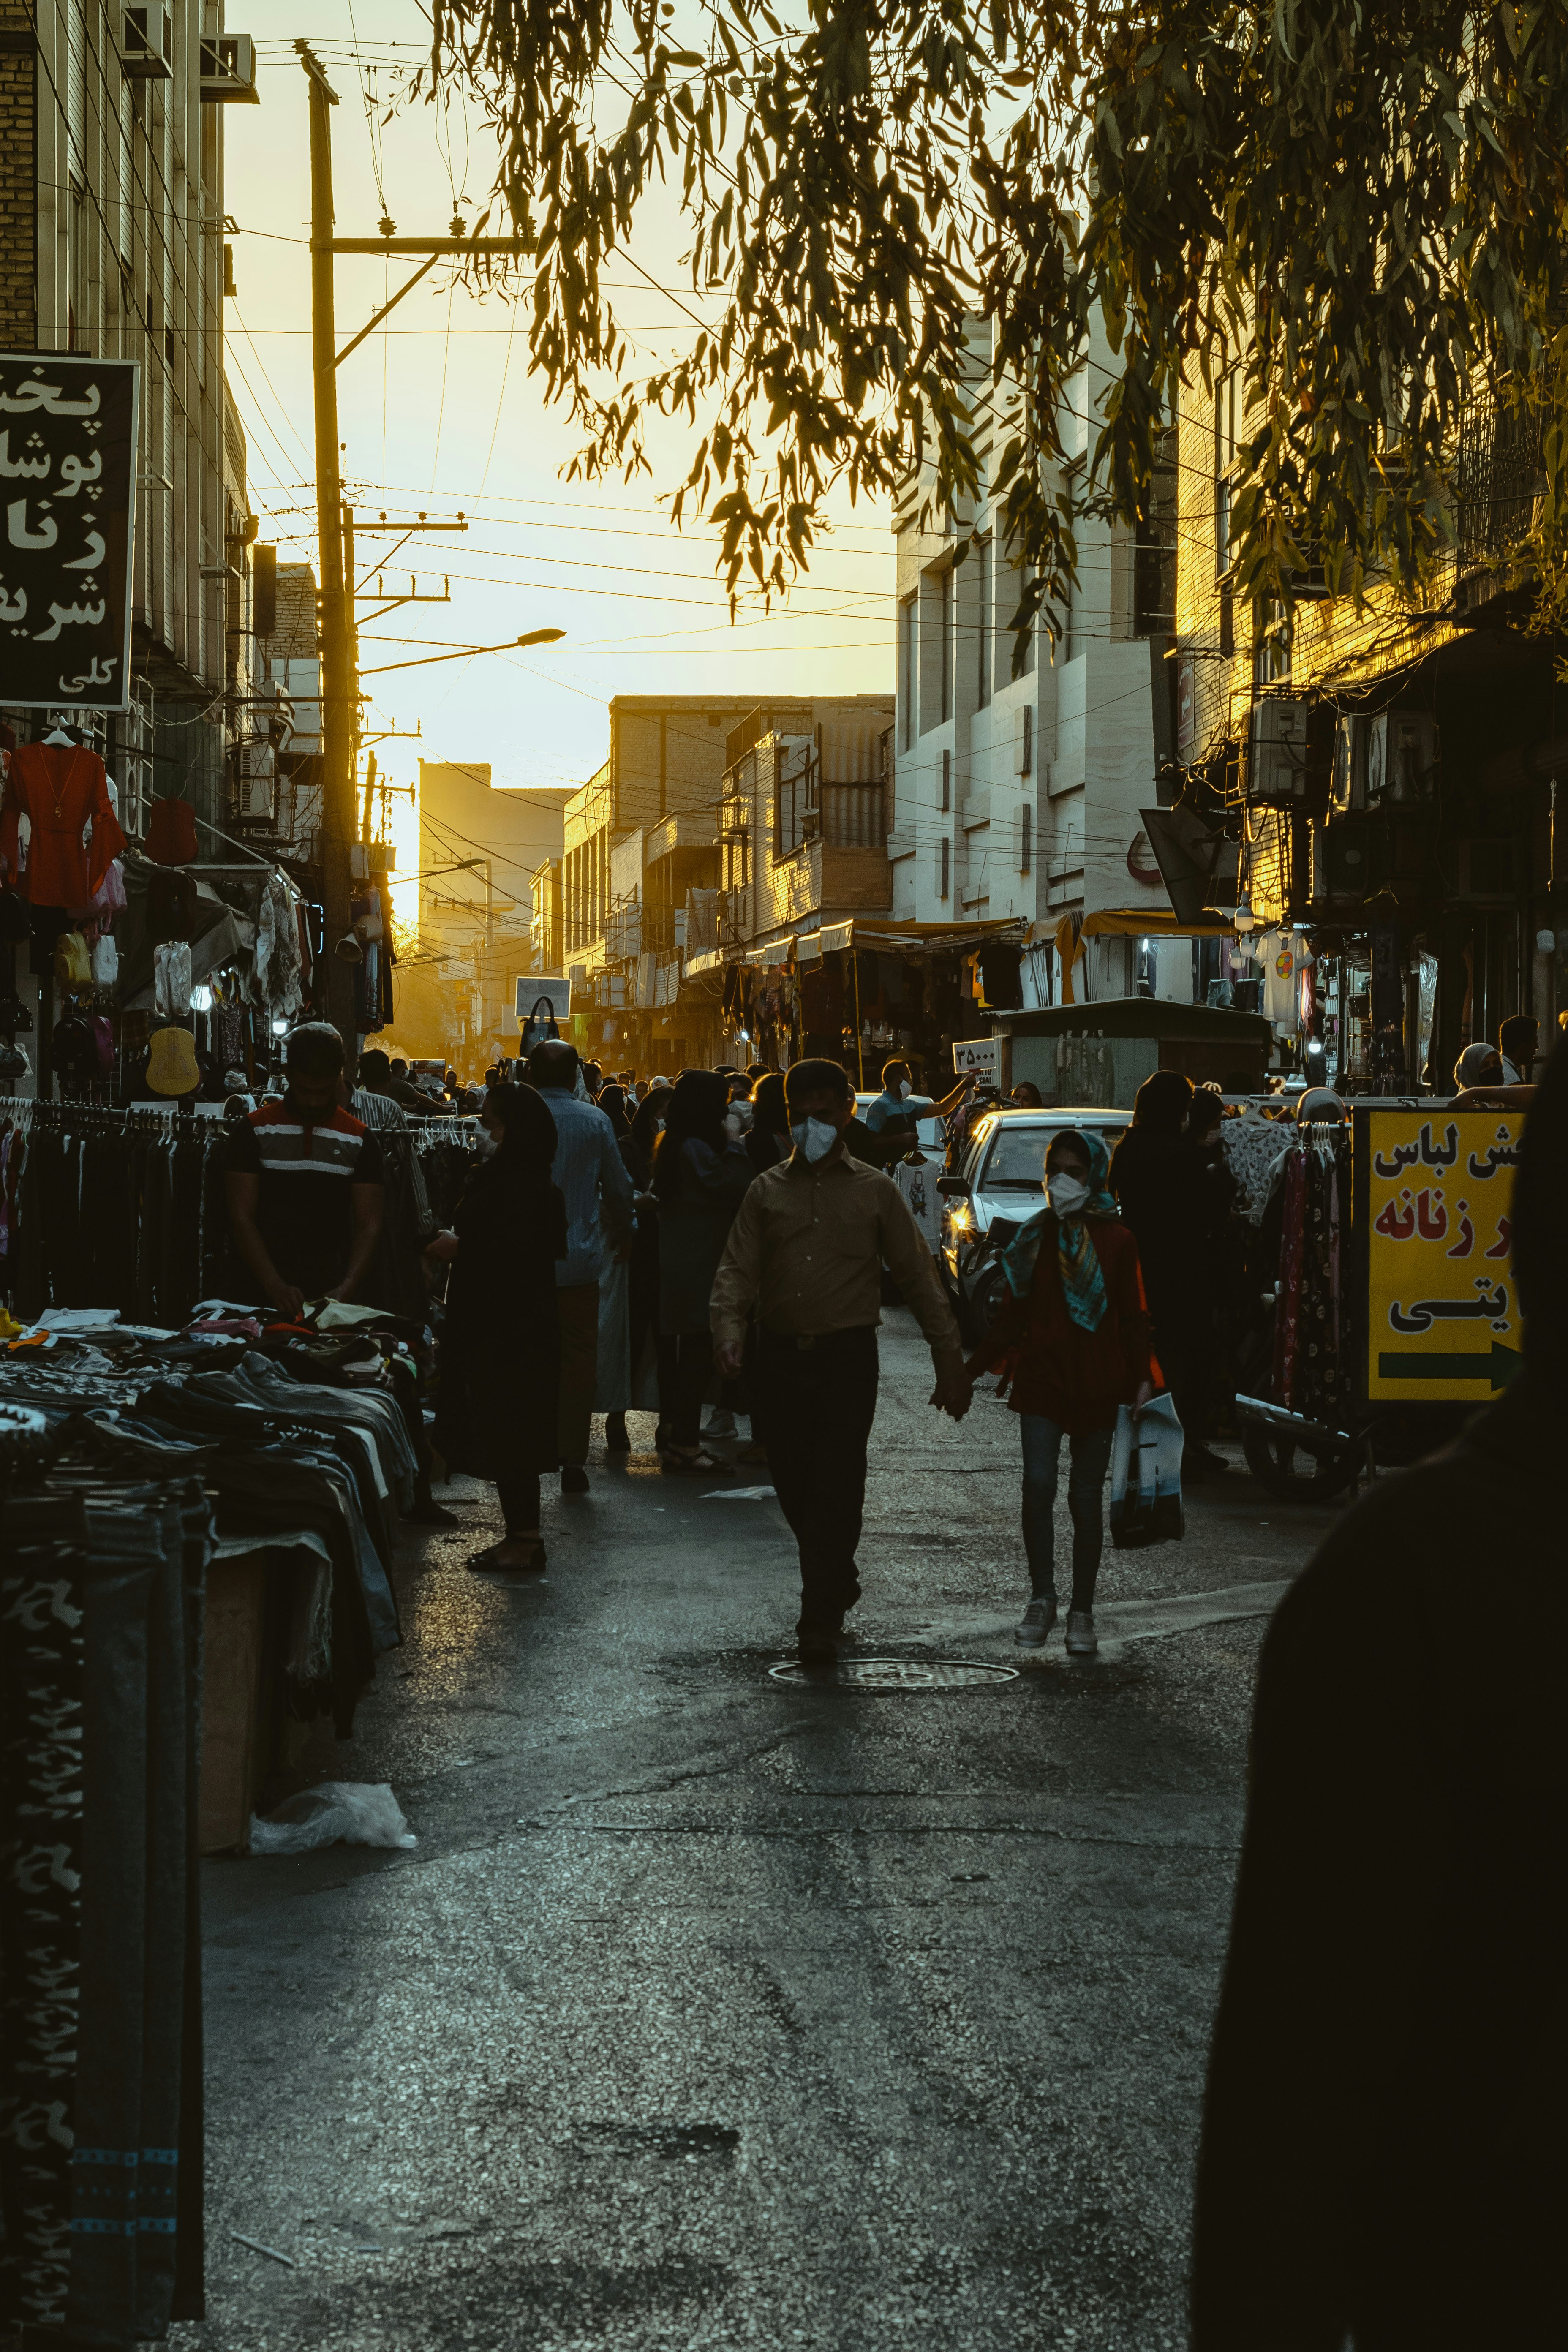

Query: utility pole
[298,36,532,1063]
[303,44,357,1055]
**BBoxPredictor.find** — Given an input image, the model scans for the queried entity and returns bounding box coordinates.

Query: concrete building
[1170,338,1565,1087]
[418,760,566,1065]
[890,314,1182,1010]
[0,0,261,842]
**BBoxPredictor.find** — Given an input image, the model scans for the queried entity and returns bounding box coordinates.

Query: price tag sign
[952,1037,998,1080]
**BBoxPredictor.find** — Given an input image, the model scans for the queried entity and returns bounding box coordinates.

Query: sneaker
[702,1408,737,1440]
[561,1464,590,1494]
[1183,1444,1230,1482]
[1015,1598,1058,1648]
[1065,1610,1099,1657]
[604,1412,631,1453]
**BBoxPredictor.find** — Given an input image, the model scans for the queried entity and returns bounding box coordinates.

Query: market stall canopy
[1056,908,1236,1006]
[118,866,261,1009]
[738,915,1029,968]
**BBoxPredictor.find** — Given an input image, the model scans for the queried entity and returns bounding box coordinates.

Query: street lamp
[359,627,566,678]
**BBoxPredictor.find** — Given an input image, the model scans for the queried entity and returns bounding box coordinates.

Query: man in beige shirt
[711,1057,971,1660]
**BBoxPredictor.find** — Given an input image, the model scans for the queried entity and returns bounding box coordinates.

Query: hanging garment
[893,1153,944,1253]
[153,940,193,1019]
[1271,1147,1307,1408]
[147,867,199,945]
[145,796,199,865]
[0,744,126,910]
[91,931,119,985]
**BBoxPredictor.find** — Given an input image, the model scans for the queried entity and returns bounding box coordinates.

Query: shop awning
[1056,907,1235,1006]
[754,935,794,967]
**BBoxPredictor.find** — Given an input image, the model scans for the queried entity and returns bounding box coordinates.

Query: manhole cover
[768,1658,1018,1690]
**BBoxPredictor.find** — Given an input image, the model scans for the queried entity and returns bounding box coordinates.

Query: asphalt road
[182,1312,1350,2352]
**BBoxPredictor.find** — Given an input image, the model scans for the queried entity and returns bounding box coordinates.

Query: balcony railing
[1456,395,1543,568]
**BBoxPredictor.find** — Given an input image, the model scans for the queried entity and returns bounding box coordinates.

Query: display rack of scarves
[1269,1118,1349,1418]
[0,1100,229,1326]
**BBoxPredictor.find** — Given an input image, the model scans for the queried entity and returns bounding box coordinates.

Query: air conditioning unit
[233,740,275,824]
[1310,820,1369,905]
[123,5,173,77]
[1247,695,1311,804]
[1330,714,1364,814]
[1451,837,1518,901]
[1366,711,1437,807]
[200,33,260,102]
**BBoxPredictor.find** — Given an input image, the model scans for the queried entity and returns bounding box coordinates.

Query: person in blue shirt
[861,1057,973,1159]
[527,1039,635,1490]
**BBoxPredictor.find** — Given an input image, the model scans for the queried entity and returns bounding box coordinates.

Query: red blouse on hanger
[0,743,127,911]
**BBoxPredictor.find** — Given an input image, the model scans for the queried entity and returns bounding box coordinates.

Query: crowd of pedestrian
[218,1016,1564,2341]
[223,1020,1546,1671]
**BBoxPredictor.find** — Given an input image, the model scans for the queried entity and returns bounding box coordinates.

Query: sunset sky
[226,2,897,885]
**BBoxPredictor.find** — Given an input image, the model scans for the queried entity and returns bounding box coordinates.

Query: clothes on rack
[0,1451,209,2344]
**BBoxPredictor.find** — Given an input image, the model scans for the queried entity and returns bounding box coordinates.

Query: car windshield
[979,1123,1126,1188]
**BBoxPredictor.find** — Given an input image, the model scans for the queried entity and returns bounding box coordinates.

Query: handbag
[53,929,92,989]
[1108,1394,1185,1549]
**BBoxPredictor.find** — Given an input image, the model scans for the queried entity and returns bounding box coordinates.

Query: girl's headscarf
[626,1085,672,1187]
[596,1081,632,1141]
[999,1127,1119,1331]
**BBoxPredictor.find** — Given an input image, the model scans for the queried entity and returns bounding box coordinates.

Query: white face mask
[1047,1172,1090,1218]
[898,1080,913,1099]
[791,1116,839,1163]
[475,1130,500,1160]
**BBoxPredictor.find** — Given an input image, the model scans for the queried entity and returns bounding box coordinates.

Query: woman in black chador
[430,1081,565,1571]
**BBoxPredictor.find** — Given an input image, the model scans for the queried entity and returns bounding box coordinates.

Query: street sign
[953,1036,999,1080]
[0,353,139,710]
[515,975,570,1025]
[1361,1108,1524,1401]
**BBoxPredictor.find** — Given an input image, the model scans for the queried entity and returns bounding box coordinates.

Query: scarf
[999,1128,1119,1332]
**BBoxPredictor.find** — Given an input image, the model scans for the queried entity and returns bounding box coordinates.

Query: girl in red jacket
[964,1128,1155,1655]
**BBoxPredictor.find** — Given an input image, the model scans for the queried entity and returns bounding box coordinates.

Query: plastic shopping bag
[1108,1394,1185,1549]
[248,1780,416,1856]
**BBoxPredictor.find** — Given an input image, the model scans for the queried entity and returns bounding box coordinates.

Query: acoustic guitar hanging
[146,1023,200,1097]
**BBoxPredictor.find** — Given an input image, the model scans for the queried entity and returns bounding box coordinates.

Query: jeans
[1019,1415,1114,1611]
[754,1327,878,1635]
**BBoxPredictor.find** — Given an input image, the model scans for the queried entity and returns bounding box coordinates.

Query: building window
[1216,366,1241,578]
[940,835,950,900]
[898,594,916,749]
[977,534,992,708]
[1011,559,1037,678]
[1020,802,1032,874]
[939,565,953,724]
[1018,705,1033,777]
[1134,422,1178,637]
[941,749,951,812]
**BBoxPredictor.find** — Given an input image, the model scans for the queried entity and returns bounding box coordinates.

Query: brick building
[0,2,261,844]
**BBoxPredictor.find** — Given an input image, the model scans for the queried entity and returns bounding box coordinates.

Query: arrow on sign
[1377,1341,1521,1390]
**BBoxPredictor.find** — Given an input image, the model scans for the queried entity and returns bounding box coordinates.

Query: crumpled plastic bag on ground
[248,1781,416,1855]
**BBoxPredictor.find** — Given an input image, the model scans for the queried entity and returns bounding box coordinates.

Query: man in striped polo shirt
[226,1023,386,1319]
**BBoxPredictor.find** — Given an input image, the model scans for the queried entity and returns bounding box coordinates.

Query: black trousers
[754,1326,878,1634]
[657,1329,711,1448]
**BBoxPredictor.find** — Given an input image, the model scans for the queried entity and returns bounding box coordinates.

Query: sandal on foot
[659,1447,722,1475]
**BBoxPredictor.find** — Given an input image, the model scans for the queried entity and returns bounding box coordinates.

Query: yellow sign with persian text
[1364,1111,1524,1402]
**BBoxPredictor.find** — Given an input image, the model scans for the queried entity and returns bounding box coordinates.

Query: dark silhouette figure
[1191,1041,1567,2349]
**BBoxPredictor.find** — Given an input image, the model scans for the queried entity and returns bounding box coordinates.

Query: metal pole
[304,50,357,1056]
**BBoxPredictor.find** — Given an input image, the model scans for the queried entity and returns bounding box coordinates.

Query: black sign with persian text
[0,351,139,710]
